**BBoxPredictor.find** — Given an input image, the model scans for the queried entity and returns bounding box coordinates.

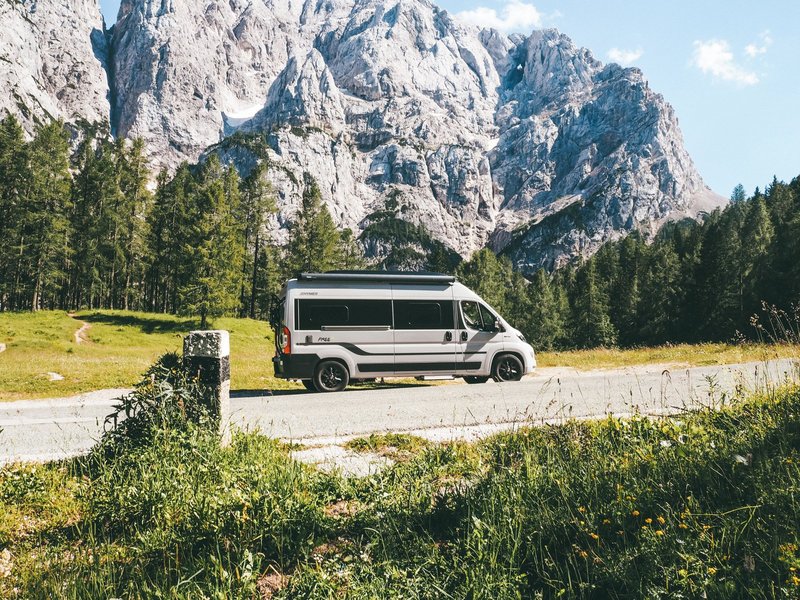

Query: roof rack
[298,271,456,284]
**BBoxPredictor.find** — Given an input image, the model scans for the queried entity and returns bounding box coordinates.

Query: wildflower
[655,530,665,536]
[678,523,688,529]
[645,518,653,525]
[590,533,599,540]
[657,516,666,525]
[578,506,586,513]
[579,550,588,559]
[0,549,12,578]
[602,518,611,525]
[708,567,717,575]
[792,575,800,586]
[632,510,640,517]
[617,530,624,536]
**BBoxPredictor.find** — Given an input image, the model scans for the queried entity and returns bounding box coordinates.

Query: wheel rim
[320,365,344,389]
[497,357,520,381]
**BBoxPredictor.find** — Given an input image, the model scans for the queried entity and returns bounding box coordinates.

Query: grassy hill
[0,310,797,401]
[0,310,295,401]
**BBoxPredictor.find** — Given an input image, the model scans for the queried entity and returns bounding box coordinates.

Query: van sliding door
[391,284,457,375]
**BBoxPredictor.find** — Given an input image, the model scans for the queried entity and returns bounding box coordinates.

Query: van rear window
[297,299,392,330]
[394,301,454,330]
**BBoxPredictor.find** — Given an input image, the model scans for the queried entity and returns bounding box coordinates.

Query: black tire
[464,376,490,384]
[301,380,316,392]
[492,354,524,382]
[313,360,350,392]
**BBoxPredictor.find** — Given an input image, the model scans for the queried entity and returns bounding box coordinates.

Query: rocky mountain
[0,0,110,136]
[0,0,726,271]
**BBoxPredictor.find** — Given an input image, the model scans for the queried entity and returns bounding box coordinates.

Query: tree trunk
[249,233,259,319]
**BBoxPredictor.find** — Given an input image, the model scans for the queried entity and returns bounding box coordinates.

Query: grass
[1,310,798,401]
[0,310,298,401]
[537,342,800,370]
[2,382,800,598]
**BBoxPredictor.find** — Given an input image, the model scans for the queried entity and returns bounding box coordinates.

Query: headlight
[517,334,526,343]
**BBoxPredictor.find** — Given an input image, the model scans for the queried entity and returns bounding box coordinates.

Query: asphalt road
[0,359,796,464]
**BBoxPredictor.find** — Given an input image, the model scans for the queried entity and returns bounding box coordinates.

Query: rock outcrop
[0,0,110,136]
[0,0,726,271]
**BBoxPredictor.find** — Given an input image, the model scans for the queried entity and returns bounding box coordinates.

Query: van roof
[297,271,456,284]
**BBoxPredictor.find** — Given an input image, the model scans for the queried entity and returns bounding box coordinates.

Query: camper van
[271,271,536,392]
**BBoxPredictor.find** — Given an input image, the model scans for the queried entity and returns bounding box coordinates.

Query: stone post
[183,330,231,445]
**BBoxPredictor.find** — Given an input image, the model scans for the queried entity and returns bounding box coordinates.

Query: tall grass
[2,339,800,598]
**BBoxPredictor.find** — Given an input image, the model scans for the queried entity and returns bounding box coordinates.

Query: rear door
[392,284,457,375]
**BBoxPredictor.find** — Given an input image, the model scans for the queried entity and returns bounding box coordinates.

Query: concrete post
[183,330,231,445]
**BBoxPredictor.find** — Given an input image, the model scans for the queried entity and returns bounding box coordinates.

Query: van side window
[394,300,454,330]
[461,301,483,330]
[479,304,499,331]
[297,299,392,330]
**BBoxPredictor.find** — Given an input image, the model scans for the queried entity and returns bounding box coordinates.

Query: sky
[99,0,800,198]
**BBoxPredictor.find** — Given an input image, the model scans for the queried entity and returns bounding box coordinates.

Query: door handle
[445,331,453,342]
[461,331,468,342]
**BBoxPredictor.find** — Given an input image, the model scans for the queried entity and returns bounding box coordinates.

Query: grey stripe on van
[297,342,486,357]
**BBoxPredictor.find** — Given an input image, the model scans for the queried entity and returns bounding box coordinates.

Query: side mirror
[494,319,504,333]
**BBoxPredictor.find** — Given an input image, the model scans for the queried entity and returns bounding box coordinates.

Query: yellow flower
[792,575,800,586]
[645,518,653,525]
[602,519,611,525]
[657,516,666,525]
[632,510,640,517]
[578,506,586,513]
[655,530,665,536]
[708,567,717,576]
[590,533,599,540]
[579,550,588,559]
[678,523,688,530]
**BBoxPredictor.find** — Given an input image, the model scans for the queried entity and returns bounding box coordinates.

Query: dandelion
[678,523,688,530]
[792,575,800,586]
[655,530,665,536]
[708,567,717,575]
[657,516,666,525]
[578,506,586,513]
[632,510,640,517]
[645,518,653,524]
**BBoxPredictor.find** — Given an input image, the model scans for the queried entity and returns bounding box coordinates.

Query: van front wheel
[313,360,350,392]
[492,354,524,382]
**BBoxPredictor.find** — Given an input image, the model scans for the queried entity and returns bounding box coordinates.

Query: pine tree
[0,115,27,310]
[570,259,617,348]
[525,269,564,350]
[178,158,244,328]
[336,228,366,270]
[239,161,277,318]
[23,121,72,310]
[731,184,747,202]
[286,173,340,275]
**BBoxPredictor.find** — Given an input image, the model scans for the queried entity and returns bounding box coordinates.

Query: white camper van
[271,271,536,392]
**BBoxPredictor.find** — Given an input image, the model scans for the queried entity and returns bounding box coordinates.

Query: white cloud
[744,30,772,57]
[455,0,543,33]
[607,47,643,66]
[691,39,759,86]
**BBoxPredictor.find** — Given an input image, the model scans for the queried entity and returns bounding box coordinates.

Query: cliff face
[0,0,726,271]
[0,0,110,136]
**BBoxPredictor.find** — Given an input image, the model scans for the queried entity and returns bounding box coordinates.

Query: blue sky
[99,0,800,197]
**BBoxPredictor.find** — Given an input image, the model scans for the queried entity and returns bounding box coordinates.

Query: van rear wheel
[492,354,524,382]
[313,360,350,392]
[464,376,490,384]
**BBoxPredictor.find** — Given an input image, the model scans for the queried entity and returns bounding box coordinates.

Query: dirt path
[67,313,91,344]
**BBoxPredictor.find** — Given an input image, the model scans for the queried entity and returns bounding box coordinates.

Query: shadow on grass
[80,312,198,335]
